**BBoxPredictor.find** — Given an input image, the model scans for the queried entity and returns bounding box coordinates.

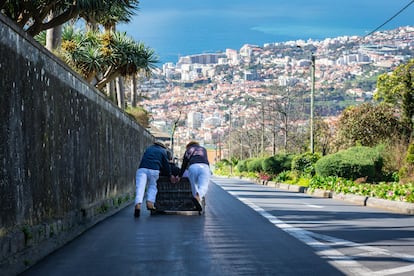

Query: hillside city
[133,26,414,161]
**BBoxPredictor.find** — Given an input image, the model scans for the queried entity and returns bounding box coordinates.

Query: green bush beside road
[315,146,384,182]
[214,146,414,204]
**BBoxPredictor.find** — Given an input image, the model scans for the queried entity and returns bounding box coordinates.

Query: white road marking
[283,220,328,224]
[303,203,324,208]
[223,188,414,276]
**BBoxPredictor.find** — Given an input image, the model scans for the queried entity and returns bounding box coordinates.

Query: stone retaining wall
[0,14,153,275]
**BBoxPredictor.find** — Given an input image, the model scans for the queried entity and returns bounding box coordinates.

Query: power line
[364,0,414,37]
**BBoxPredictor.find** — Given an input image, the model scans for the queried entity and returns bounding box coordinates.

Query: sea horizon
[118,0,414,65]
[153,25,414,65]
[155,30,356,65]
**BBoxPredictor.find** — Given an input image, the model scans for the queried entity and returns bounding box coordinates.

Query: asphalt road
[20,177,414,276]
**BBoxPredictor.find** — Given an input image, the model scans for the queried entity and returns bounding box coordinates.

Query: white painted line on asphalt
[371,264,414,276]
[239,197,371,275]
[303,203,324,208]
[283,220,328,224]
[310,232,414,275]
[224,189,414,276]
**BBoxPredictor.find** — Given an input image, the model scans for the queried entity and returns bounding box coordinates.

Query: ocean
[118,0,414,64]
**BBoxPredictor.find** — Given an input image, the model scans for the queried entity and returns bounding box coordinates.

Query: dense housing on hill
[133,26,414,159]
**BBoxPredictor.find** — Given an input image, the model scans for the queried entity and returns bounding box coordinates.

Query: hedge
[247,158,265,172]
[291,152,320,176]
[262,154,294,175]
[315,146,383,181]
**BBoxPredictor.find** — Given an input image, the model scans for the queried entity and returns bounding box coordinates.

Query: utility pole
[228,108,232,174]
[310,54,315,154]
[218,134,221,160]
[261,100,265,155]
[296,45,316,154]
[229,109,232,158]
[171,111,182,157]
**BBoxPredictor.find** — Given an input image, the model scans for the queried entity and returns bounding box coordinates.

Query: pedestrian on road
[177,141,211,211]
[134,141,176,217]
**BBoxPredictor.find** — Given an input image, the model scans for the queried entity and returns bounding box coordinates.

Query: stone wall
[0,14,153,275]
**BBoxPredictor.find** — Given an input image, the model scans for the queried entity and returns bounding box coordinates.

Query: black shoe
[134,208,140,217]
[192,197,203,212]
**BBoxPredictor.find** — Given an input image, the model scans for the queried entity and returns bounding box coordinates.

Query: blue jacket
[139,144,171,177]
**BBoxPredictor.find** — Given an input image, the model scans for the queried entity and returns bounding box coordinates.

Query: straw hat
[154,140,167,148]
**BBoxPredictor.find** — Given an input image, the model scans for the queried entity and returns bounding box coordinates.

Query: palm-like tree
[0,0,137,36]
[84,0,139,31]
[5,0,154,109]
[83,0,140,108]
[60,27,157,92]
[60,27,104,82]
[96,31,158,89]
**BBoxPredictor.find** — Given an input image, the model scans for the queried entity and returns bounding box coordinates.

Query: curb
[366,197,414,215]
[307,188,332,198]
[332,193,368,206]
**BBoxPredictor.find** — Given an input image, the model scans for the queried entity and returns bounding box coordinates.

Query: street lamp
[171,111,182,157]
[310,54,315,154]
[228,108,233,175]
[297,46,315,153]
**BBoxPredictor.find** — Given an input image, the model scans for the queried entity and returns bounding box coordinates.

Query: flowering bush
[307,176,414,203]
[258,172,271,181]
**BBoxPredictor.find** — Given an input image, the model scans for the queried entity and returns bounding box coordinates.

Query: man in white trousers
[134,141,176,217]
[177,141,211,211]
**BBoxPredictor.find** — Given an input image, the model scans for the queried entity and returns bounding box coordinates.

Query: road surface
[21,177,414,276]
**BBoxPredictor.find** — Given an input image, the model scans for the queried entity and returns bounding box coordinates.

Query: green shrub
[236,159,248,172]
[217,159,231,167]
[309,175,340,191]
[406,143,414,164]
[315,146,383,181]
[298,177,311,187]
[247,158,264,172]
[262,154,294,175]
[275,171,291,182]
[291,152,321,176]
[262,156,278,174]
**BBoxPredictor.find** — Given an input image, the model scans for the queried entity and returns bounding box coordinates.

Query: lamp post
[171,111,182,157]
[228,108,233,175]
[297,45,315,154]
[310,54,315,154]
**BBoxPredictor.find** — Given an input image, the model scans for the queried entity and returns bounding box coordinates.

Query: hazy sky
[119,0,414,63]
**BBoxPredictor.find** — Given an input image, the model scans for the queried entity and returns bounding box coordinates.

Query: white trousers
[135,168,160,205]
[187,163,211,198]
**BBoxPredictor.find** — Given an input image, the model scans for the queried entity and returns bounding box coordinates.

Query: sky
[118,0,414,64]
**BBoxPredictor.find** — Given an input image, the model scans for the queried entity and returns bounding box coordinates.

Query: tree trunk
[131,74,137,107]
[115,77,125,109]
[106,81,115,102]
[45,12,62,52]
